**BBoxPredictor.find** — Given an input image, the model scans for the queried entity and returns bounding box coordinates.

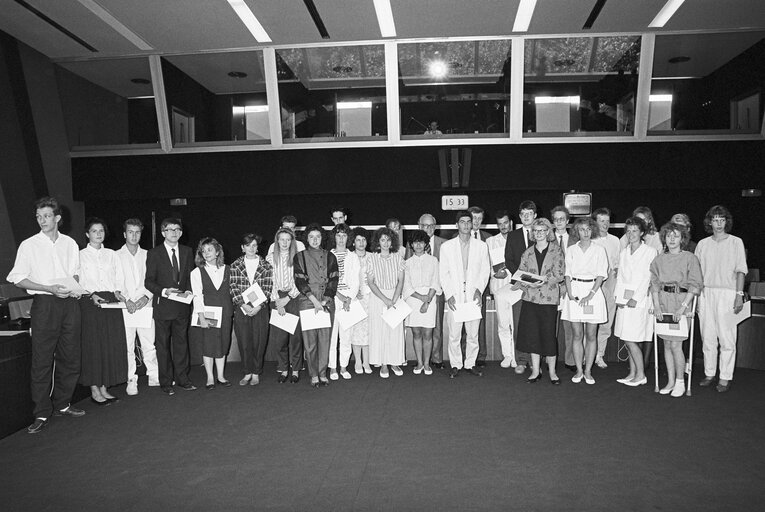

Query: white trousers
[446,300,480,369]
[699,288,738,381]
[493,283,516,363]
[329,296,353,369]
[596,275,617,357]
[125,322,158,383]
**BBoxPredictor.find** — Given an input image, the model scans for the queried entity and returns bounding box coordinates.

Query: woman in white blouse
[80,217,127,405]
[614,217,658,387]
[366,227,406,378]
[328,224,360,380]
[350,227,373,374]
[189,238,234,390]
[403,230,440,375]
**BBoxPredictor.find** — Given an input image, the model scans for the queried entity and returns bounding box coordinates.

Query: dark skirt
[190,315,233,358]
[516,300,558,357]
[79,294,128,387]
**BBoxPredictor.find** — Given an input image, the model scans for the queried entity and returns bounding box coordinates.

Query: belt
[661,285,688,293]
[571,277,595,282]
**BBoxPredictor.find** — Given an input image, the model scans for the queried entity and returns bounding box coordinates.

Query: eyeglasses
[532,229,548,234]
[164,228,182,233]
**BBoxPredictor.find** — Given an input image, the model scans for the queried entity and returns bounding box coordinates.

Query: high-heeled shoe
[527,374,542,383]
[91,397,110,406]
[105,396,120,403]
[624,377,647,387]
[550,377,561,386]
[217,379,232,387]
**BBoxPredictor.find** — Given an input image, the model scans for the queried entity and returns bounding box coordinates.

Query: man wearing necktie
[145,217,196,395]
[503,200,538,374]
[552,205,576,371]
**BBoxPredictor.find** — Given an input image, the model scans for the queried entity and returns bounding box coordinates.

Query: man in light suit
[144,217,196,395]
[487,210,515,368]
[440,210,490,378]
[504,200,537,374]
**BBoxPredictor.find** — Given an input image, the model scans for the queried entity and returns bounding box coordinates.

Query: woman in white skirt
[614,217,658,387]
[366,227,405,378]
[403,230,440,375]
[562,217,608,384]
[350,227,372,374]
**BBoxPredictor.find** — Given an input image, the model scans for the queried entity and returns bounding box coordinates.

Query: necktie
[426,243,432,255]
[559,235,565,254]
[474,231,478,240]
[526,229,533,247]
[171,248,180,283]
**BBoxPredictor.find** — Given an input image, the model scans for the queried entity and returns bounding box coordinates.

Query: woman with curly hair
[350,227,373,374]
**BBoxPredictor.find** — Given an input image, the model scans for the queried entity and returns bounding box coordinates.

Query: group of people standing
[6,198,748,436]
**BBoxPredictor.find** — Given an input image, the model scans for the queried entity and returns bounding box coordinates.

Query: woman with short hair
[350,227,373,374]
[328,223,360,380]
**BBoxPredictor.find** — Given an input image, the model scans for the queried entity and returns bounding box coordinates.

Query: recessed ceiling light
[513,0,538,32]
[373,0,396,37]
[668,56,690,64]
[228,71,248,78]
[130,78,151,84]
[649,0,685,28]
[227,0,272,43]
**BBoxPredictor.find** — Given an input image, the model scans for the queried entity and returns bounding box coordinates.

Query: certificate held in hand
[453,301,482,323]
[270,309,299,334]
[336,300,368,330]
[381,298,412,328]
[299,309,332,331]
[242,282,267,308]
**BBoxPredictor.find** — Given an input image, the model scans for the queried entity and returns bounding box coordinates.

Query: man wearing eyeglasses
[145,218,196,395]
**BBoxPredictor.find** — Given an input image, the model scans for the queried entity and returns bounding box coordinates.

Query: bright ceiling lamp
[513,0,538,32]
[227,0,272,43]
[77,0,153,50]
[535,96,580,105]
[373,0,396,37]
[428,60,448,78]
[337,101,372,109]
[648,0,685,28]
[649,94,673,102]
[233,105,269,114]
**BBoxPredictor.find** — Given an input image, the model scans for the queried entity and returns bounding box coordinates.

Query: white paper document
[614,284,636,305]
[732,300,752,325]
[99,302,126,309]
[168,291,194,304]
[299,309,332,331]
[242,282,267,308]
[489,246,506,267]
[655,317,690,338]
[270,309,299,334]
[51,277,88,295]
[122,307,154,329]
[191,306,223,328]
[452,301,482,323]
[381,298,412,329]
[336,300,368,330]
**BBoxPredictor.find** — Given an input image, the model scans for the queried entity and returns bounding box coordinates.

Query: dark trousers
[303,327,330,379]
[430,294,445,364]
[154,316,191,387]
[234,307,269,375]
[30,295,81,419]
[270,300,303,373]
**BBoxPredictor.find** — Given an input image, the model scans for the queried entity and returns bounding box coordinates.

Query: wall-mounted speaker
[437,148,473,189]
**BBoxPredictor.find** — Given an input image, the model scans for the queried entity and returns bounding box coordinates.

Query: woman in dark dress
[514,218,565,385]
[189,237,234,390]
[79,217,127,404]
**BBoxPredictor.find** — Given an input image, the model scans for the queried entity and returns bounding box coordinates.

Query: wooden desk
[736,298,765,370]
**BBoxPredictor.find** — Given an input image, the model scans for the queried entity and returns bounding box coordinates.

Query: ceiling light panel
[227,0,272,42]
[649,0,686,28]
[373,0,396,37]
[513,0,537,32]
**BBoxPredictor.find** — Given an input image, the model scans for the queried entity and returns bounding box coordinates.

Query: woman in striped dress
[366,227,406,378]
[350,227,373,374]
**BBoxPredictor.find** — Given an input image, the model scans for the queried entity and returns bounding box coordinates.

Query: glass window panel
[523,36,641,136]
[55,58,159,149]
[398,39,512,139]
[276,44,386,142]
[649,32,765,134]
[162,51,269,146]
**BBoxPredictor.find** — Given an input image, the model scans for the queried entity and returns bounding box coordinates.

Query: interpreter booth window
[275,44,387,142]
[648,32,765,135]
[398,39,512,139]
[522,36,641,137]
[55,57,159,150]
[161,51,270,146]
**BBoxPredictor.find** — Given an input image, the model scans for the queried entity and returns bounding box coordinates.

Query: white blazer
[439,236,490,303]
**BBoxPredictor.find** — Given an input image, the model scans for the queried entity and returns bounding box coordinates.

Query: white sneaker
[595,356,608,369]
[340,369,352,380]
[147,376,160,387]
[671,380,686,397]
[126,378,138,396]
[329,370,339,381]
[500,357,514,369]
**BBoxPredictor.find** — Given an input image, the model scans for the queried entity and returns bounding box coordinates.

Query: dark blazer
[504,227,532,274]
[145,243,194,320]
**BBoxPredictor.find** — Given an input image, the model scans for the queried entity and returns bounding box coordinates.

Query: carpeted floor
[2,361,764,511]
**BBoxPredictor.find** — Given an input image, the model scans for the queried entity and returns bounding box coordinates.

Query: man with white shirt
[551,206,576,371]
[267,215,305,257]
[440,210,490,378]
[114,218,159,395]
[503,200,537,374]
[6,197,85,433]
[591,207,621,368]
[487,210,516,368]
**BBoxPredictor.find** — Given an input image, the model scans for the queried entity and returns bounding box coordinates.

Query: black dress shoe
[527,374,542,383]
[564,364,577,373]
[449,367,460,379]
[290,374,300,384]
[180,383,197,391]
[431,362,444,370]
[161,386,175,396]
[55,406,85,417]
[319,379,329,387]
[218,380,232,388]
[476,360,486,368]
[90,397,111,406]
[205,383,215,390]
[105,396,120,403]
[467,367,483,377]
[27,418,48,434]
[278,374,288,383]
[550,378,561,386]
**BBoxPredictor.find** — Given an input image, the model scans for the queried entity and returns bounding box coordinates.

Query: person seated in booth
[424,121,442,136]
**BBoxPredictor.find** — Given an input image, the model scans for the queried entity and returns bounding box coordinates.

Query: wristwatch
[736,291,744,296]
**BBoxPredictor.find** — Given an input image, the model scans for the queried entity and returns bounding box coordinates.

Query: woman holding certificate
[190,238,234,390]
[562,217,608,385]
[229,233,273,387]
[514,218,565,384]
[366,227,406,378]
[80,217,127,405]
[266,228,302,384]
[294,224,338,387]
[328,223,360,381]
[350,227,373,374]
[649,223,702,397]
[403,229,440,375]
[614,217,658,387]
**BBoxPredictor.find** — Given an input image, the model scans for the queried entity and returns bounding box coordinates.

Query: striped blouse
[366,252,404,290]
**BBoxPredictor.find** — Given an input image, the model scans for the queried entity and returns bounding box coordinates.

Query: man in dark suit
[144,217,196,395]
[413,213,447,368]
[504,200,538,374]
